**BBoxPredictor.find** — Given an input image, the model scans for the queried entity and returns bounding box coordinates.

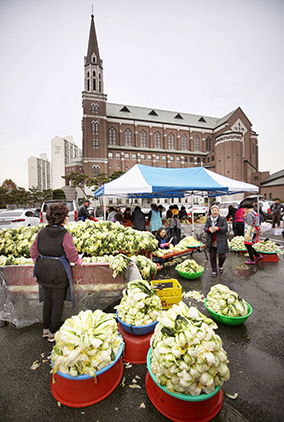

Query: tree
[42,189,53,201]
[0,186,9,208]
[53,189,66,199]
[109,170,125,181]
[28,186,44,206]
[9,187,29,207]
[86,173,110,207]
[87,172,109,191]
[2,179,17,191]
[62,172,91,199]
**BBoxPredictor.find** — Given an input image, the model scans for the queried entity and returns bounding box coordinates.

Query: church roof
[106,103,238,130]
[85,15,101,66]
[261,169,284,186]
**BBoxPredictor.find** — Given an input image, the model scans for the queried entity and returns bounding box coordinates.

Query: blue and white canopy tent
[94,164,259,233]
[94,164,258,198]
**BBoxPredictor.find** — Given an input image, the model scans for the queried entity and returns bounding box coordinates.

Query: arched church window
[125,129,132,146]
[93,165,100,177]
[168,133,174,149]
[154,132,161,148]
[206,137,211,152]
[92,121,99,134]
[109,127,116,145]
[181,134,187,150]
[194,136,200,151]
[140,130,147,147]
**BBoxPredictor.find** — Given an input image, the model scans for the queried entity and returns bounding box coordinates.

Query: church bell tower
[82,14,108,179]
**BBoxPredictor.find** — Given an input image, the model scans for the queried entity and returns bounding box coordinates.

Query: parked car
[187,205,208,217]
[242,195,274,221]
[29,208,41,218]
[40,200,79,223]
[218,202,239,218]
[0,209,40,229]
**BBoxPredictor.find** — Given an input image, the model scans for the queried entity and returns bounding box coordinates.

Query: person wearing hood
[132,206,146,231]
[148,203,162,235]
[204,204,228,277]
[30,203,82,343]
[110,212,123,224]
[107,206,116,221]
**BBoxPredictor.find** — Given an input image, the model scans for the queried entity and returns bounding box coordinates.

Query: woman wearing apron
[30,203,82,342]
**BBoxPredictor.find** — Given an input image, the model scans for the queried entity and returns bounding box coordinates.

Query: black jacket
[204,215,228,255]
[35,225,69,288]
[78,204,92,220]
[132,208,146,231]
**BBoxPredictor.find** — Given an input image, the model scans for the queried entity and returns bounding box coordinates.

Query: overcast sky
[0,0,283,189]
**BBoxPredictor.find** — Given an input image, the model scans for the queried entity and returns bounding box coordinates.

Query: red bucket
[118,323,153,364]
[50,358,123,408]
[261,253,280,262]
[146,372,223,422]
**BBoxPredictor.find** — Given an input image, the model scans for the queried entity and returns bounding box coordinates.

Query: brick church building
[67,14,263,200]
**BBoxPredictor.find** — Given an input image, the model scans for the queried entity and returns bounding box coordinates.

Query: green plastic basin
[175,266,204,279]
[204,300,252,326]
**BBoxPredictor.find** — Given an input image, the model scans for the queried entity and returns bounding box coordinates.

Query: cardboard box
[270,228,283,236]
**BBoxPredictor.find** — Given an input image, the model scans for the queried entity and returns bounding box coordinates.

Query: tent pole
[103,196,106,221]
[191,193,194,237]
[257,193,260,226]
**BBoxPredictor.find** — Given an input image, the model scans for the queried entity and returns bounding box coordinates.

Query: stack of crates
[151,279,182,309]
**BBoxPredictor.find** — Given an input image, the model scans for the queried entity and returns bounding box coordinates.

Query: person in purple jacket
[30,203,82,342]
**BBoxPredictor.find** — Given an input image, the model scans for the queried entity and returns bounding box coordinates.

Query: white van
[40,200,79,223]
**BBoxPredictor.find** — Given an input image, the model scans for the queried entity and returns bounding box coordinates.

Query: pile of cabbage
[130,255,157,279]
[206,284,248,317]
[0,220,159,264]
[176,259,204,274]
[82,254,157,280]
[254,240,279,253]
[176,236,202,249]
[0,255,33,266]
[229,236,246,251]
[154,236,203,258]
[68,220,158,256]
[0,225,42,258]
[51,310,122,377]
[115,280,162,326]
[150,302,230,395]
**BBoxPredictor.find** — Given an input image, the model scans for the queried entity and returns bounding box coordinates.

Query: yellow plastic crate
[151,279,182,309]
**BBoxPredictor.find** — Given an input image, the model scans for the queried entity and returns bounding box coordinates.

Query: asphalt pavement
[0,228,284,422]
